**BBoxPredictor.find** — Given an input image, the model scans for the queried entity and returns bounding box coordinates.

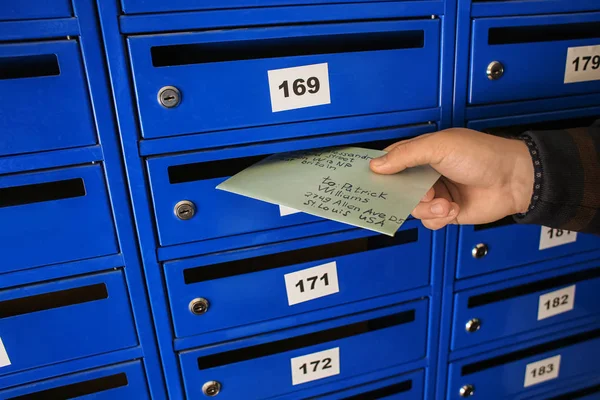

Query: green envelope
[216,146,441,236]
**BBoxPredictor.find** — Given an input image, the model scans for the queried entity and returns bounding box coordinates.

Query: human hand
[369,128,534,230]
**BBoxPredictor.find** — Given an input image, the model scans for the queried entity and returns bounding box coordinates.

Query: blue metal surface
[128,19,439,138]
[452,263,600,351]
[119,2,445,34]
[469,12,600,105]
[139,109,440,156]
[0,164,118,273]
[179,300,428,399]
[0,360,149,399]
[147,124,436,247]
[165,221,430,338]
[471,0,600,18]
[446,322,600,400]
[121,0,431,14]
[0,270,137,377]
[74,0,168,395]
[457,223,600,279]
[0,40,97,157]
[300,369,425,400]
[0,0,72,21]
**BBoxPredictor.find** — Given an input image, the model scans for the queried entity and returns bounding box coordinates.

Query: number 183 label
[524,355,561,387]
[268,63,331,112]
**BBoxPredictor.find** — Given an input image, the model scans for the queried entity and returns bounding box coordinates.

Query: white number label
[539,226,577,250]
[284,262,339,306]
[279,205,302,216]
[564,45,600,84]
[524,355,561,387]
[290,347,340,385]
[268,63,331,112]
[0,337,10,368]
[538,285,576,320]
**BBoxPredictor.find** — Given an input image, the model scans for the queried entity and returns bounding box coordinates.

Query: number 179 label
[268,63,331,112]
[564,45,600,84]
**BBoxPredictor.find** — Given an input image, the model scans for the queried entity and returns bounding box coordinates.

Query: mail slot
[121,0,426,14]
[128,19,439,139]
[0,360,149,399]
[0,164,118,273]
[447,326,600,399]
[165,220,429,338]
[308,369,424,400]
[0,1,71,21]
[542,380,600,400]
[452,264,600,350]
[0,40,97,157]
[456,218,600,279]
[179,300,427,400]
[469,12,600,105]
[147,124,436,246]
[0,270,138,376]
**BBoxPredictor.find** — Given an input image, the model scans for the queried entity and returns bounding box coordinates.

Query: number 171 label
[268,63,331,112]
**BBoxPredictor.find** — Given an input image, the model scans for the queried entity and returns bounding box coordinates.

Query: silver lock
[472,243,488,259]
[486,61,504,80]
[465,318,481,333]
[189,298,210,315]
[460,384,475,397]
[158,86,181,108]
[202,381,221,397]
[174,200,196,220]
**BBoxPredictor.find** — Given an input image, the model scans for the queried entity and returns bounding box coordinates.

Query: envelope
[217,146,440,236]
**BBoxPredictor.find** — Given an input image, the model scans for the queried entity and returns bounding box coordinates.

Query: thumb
[370,135,440,174]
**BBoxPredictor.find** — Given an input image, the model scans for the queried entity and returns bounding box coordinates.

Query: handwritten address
[302,176,405,227]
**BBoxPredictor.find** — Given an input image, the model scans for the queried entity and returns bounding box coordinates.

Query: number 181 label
[539,226,577,250]
[268,63,331,112]
[564,45,600,84]
[0,337,10,368]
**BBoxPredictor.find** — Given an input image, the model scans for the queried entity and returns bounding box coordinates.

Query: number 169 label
[268,63,331,112]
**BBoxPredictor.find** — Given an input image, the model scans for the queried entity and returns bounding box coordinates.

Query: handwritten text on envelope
[216,147,440,236]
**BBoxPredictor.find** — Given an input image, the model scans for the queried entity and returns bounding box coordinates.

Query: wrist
[509,138,535,215]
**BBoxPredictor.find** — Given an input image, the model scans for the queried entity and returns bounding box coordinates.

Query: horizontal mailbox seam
[167,137,406,183]
[331,379,413,400]
[183,228,418,284]
[7,373,129,400]
[547,382,600,400]
[0,283,109,319]
[461,328,600,375]
[197,310,415,369]
[468,266,600,307]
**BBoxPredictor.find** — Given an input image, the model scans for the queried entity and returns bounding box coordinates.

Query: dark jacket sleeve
[514,119,600,234]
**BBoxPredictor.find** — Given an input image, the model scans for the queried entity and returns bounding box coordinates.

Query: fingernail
[431,203,444,215]
[449,207,457,216]
[370,155,387,168]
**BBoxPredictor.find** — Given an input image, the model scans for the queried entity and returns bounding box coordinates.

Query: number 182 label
[268,63,331,112]
[537,285,576,320]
